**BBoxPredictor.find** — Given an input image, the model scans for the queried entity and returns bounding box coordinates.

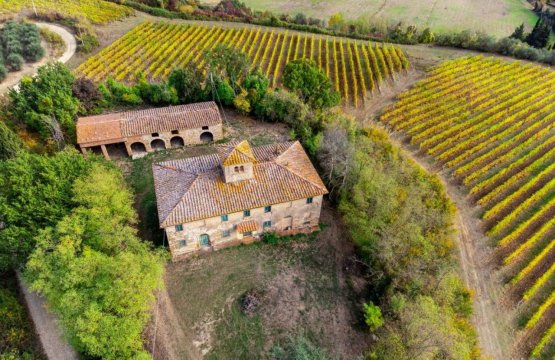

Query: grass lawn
[162,206,371,359]
[201,0,538,37]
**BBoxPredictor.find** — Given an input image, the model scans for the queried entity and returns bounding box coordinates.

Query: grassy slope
[205,0,537,37]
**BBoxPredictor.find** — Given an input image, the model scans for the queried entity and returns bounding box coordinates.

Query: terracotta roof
[76,102,222,146]
[217,140,257,165]
[152,141,328,227]
[237,220,259,233]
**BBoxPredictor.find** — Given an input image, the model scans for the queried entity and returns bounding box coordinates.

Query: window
[240,165,244,172]
[175,224,183,232]
[244,231,252,237]
[306,197,313,204]
[264,206,271,213]
[223,229,231,237]
[171,130,179,134]
[178,240,187,248]
[151,132,159,137]
[234,166,239,172]
[263,220,272,229]
[221,214,228,221]
[202,126,209,130]
[243,210,250,217]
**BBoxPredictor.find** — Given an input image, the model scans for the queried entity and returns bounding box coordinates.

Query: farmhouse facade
[152,140,329,260]
[76,101,223,159]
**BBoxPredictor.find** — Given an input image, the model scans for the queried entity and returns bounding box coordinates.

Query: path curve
[36,22,77,64]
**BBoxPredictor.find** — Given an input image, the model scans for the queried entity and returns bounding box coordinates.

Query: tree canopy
[24,163,164,359]
[282,59,340,110]
[9,62,79,142]
[0,121,24,161]
[0,149,95,271]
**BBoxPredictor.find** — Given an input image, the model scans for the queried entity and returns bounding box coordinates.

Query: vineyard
[75,21,409,106]
[380,56,555,358]
[0,0,133,24]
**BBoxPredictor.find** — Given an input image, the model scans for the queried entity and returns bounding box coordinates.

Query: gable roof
[152,141,328,227]
[76,101,222,146]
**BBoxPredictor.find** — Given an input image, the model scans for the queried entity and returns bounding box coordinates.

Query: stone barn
[76,101,223,160]
[152,140,329,260]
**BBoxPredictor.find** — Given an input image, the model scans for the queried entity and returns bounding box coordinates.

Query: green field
[206,0,538,37]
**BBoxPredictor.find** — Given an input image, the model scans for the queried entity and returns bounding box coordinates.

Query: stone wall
[81,123,223,159]
[165,195,324,260]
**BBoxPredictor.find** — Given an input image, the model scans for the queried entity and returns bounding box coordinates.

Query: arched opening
[151,139,166,151]
[130,142,147,156]
[199,234,210,247]
[200,131,214,143]
[170,136,184,148]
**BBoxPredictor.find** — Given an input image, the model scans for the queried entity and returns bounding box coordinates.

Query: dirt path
[17,273,79,360]
[1,22,76,93]
[147,286,203,360]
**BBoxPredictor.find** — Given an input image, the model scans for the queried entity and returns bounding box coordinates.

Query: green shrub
[269,336,335,360]
[0,121,24,160]
[363,302,384,332]
[0,63,6,81]
[215,79,235,106]
[6,53,23,71]
[233,89,251,114]
[76,33,100,53]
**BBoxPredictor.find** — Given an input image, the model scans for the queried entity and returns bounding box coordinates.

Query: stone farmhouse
[76,101,223,160]
[152,140,329,260]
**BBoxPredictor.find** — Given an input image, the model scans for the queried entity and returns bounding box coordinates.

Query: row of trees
[510,18,552,49]
[0,21,45,80]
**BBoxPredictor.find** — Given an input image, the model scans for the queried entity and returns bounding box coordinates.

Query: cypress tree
[526,18,551,48]
[510,23,526,41]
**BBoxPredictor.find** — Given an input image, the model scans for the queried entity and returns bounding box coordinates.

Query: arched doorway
[170,136,184,148]
[200,132,214,143]
[130,142,146,156]
[151,139,166,151]
[199,234,210,247]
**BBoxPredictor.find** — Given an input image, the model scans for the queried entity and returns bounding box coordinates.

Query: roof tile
[153,141,328,227]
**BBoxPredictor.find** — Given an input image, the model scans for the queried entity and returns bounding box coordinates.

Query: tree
[242,70,269,107]
[168,63,208,103]
[204,45,250,92]
[510,23,526,41]
[135,73,178,105]
[9,62,79,142]
[317,124,355,197]
[418,28,435,43]
[293,12,308,25]
[253,89,310,126]
[24,164,164,360]
[526,18,551,48]
[363,302,384,332]
[72,77,103,114]
[328,12,345,31]
[282,59,340,110]
[0,121,24,160]
[215,79,235,106]
[0,149,94,271]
